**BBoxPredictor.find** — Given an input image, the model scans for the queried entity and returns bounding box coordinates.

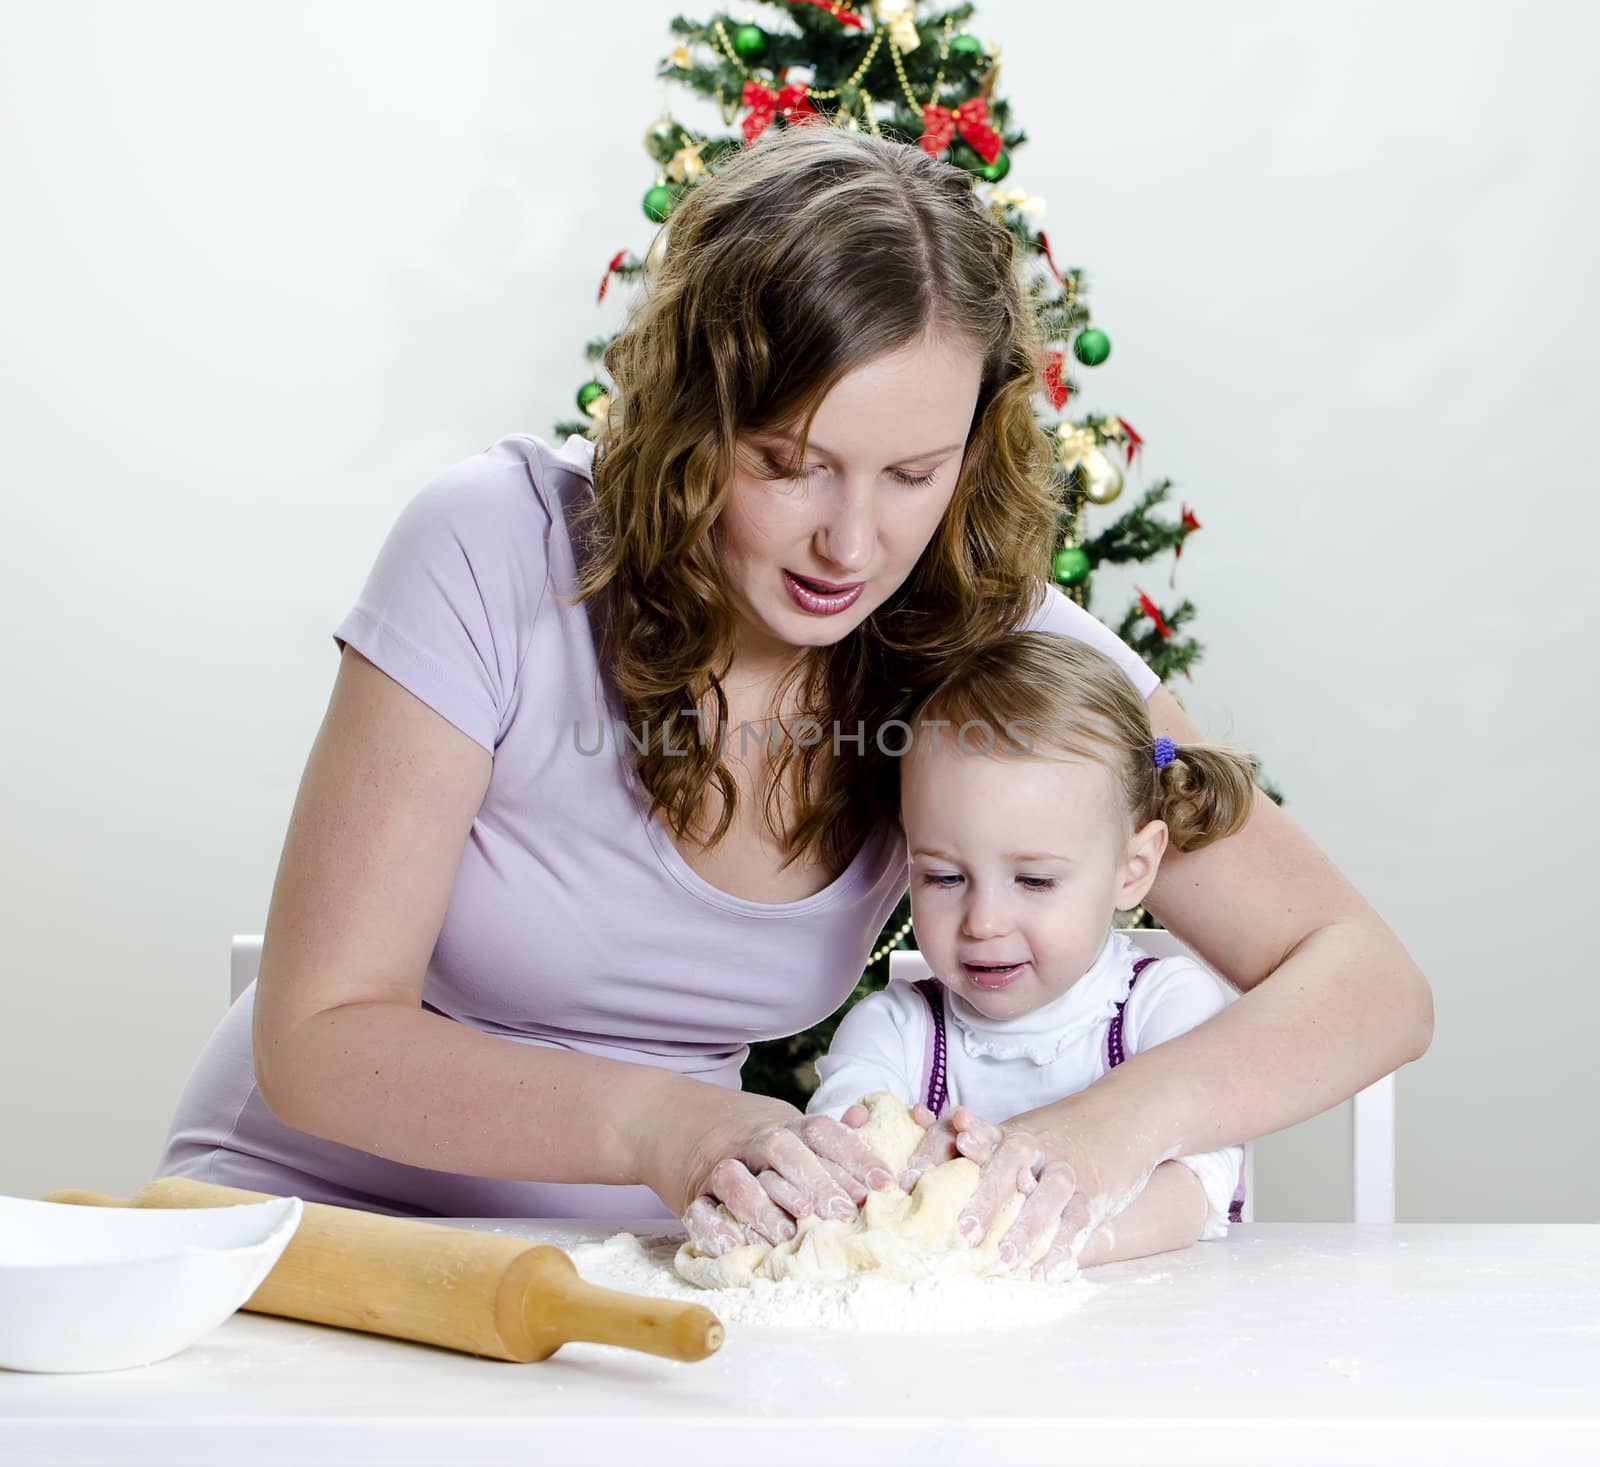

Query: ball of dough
[673,1093,1058,1288]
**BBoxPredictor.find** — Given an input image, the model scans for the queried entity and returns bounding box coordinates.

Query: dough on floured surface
[674,1092,1059,1288]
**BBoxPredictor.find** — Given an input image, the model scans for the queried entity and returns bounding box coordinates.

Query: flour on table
[673,1091,1072,1289]
[569,1229,1094,1332]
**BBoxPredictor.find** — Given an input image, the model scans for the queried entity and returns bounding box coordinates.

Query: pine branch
[1081,480,1190,564]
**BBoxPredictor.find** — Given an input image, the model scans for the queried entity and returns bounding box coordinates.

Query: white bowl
[0,1192,303,1373]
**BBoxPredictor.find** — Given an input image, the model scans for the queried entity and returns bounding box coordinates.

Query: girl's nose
[961,887,1010,940]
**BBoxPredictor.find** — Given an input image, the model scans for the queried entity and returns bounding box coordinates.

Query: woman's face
[715,332,984,673]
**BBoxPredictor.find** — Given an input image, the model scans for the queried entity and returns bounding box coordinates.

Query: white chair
[230,934,263,1005]
[231,931,1397,1223]
[890,934,1398,1225]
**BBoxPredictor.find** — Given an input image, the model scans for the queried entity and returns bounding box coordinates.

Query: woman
[157,125,1432,1263]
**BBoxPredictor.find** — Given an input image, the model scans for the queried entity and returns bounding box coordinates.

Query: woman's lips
[962,961,1028,990]
[783,569,865,615]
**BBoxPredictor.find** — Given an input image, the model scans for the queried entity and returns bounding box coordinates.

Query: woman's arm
[252,647,871,1222]
[959,685,1434,1247]
[1076,1160,1208,1269]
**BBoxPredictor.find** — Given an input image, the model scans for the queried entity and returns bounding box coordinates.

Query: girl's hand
[657,1091,897,1257]
[849,1103,1096,1281]
[839,1100,994,1193]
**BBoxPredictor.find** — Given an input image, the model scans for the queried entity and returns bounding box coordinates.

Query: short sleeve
[332,447,553,753]
[1017,582,1160,700]
[807,981,930,1121]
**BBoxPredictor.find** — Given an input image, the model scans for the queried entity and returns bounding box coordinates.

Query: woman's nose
[815,482,876,576]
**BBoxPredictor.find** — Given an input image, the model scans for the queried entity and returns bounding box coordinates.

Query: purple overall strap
[1105,954,1159,1071]
[914,978,949,1119]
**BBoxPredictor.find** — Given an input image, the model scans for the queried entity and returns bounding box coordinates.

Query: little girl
[808,630,1261,1274]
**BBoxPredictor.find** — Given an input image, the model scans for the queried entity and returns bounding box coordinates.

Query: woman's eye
[755,453,937,487]
[760,455,819,481]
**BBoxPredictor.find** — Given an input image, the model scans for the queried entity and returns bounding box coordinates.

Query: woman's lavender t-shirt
[155,433,1161,1218]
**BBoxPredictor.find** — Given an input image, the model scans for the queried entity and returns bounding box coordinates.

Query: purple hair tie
[1152,736,1178,769]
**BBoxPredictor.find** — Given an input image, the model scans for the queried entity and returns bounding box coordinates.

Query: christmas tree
[554,0,1280,1106]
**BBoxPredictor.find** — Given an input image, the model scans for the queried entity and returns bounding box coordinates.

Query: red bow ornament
[1041,350,1070,410]
[796,0,865,27]
[1134,587,1175,641]
[1036,229,1067,287]
[741,81,820,145]
[597,249,627,304]
[918,97,1003,165]
[1109,415,1144,469]
[1170,503,1202,588]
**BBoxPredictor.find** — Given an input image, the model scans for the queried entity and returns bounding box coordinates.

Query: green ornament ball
[978,150,1011,183]
[950,32,985,58]
[732,24,767,61]
[576,381,607,415]
[1073,328,1111,366]
[1053,545,1091,586]
[642,183,676,223]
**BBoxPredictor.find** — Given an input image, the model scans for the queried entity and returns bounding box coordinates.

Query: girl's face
[902,737,1168,1021]
[715,333,984,675]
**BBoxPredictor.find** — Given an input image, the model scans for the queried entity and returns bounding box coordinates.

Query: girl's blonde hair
[903,632,1260,853]
[565,123,1059,874]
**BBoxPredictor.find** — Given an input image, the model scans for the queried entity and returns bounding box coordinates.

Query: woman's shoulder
[409,432,595,529]
[1015,580,1160,700]
[332,433,599,753]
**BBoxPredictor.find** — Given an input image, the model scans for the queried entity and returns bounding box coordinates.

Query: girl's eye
[891,468,939,488]
[1019,876,1056,891]
[918,873,962,888]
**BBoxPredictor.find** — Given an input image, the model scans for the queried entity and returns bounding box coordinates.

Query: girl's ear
[1117,819,1168,910]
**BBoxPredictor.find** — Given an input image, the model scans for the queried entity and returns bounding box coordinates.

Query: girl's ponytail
[1151,739,1260,853]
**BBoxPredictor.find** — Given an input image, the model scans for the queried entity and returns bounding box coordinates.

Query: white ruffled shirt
[806,928,1245,1240]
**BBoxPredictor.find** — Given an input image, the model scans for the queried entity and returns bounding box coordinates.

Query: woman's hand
[645,1087,897,1256]
[943,1109,1097,1281]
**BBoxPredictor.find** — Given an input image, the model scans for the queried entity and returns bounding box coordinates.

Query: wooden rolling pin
[43,1176,722,1364]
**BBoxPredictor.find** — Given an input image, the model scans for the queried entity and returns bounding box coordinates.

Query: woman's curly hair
[564,122,1063,877]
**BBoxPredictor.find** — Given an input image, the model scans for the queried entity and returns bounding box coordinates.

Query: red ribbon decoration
[597,248,627,304]
[918,97,1003,165]
[1036,229,1066,287]
[1170,503,1202,588]
[1041,350,1070,410]
[796,0,865,27]
[1109,415,1144,469]
[1134,587,1174,641]
[741,80,820,145]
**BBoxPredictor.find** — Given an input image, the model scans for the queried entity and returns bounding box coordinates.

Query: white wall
[1,1,1594,1221]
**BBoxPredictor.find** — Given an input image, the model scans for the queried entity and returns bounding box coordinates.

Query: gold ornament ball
[644,115,683,164]
[644,224,671,274]
[583,391,612,439]
[1076,445,1125,504]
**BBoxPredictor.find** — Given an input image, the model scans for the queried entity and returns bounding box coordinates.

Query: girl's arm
[1076,1160,1208,1268]
[805,982,929,1123]
[956,684,1434,1252]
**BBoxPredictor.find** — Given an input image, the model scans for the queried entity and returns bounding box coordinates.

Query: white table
[3,1222,1597,1466]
